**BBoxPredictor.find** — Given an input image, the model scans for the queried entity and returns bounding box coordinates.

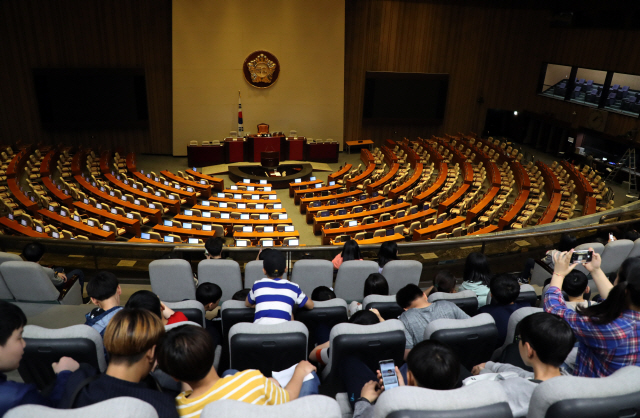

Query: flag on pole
[238,91,244,137]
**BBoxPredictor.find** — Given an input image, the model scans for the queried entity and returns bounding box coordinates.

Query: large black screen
[363,72,448,124]
[33,68,149,130]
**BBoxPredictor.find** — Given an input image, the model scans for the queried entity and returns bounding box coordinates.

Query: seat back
[221,300,255,340]
[424,314,499,370]
[5,397,159,418]
[19,325,106,390]
[198,259,242,302]
[600,239,634,274]
[0,251,21,300]
[291,259,334,297]
[381,260,423,294]
[490,306,542,361]
[0,261,61,303]
[428,290,479,316]
[626,237,640,258]
[163,300,205,326]
[149,259,196,302]
[201,395,341,418]
[334,260,380,302]
[295,299,348,346]
[229,321,308,377]
[244,260,287,288]
[528,366,640,418]
[362,294,403,320]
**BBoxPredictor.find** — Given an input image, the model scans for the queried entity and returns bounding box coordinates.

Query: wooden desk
[305,142,339,163]
[125,153,137,172]
[153,225,216,240]
[511,161,531,190]
[498,190,530,230]
[293,184,341,204]
[341,234,405,245]
[345,140,374,154]
[99,151,113,174]
[380,146,398,165]
[186,169,224,191]
[173,215,293,236]
[438,184,470,215]
[128,237,163,243]
[560,161,594,202]
[70,149,88,175]
[367,163,399,194]
[466,186,499,224]
[328,164,352,182]
[412,216,465,241]
[236,182,274,189]
[538,192,562,225]
[413,162,447,205]
[192,204,283,215]
[224,138,246,163]
[224,188,277,197]
[469,225,499,235]
[346,163,375,189]
[313,202,410,234]
[536,162,561,196]
[38,209,116,240]
[389,163,423,200]
[105,173,181,214]
[7,178,39,212]
[208,196,281,205]
[306,195,385,223]
[462,162,474,184]
[300,190,362,214]
[583,196,597,216]
[7,149,30,178]
[361,149,375,166]
[73,201,141,237]
[132,172,197,205]
[39,150,58,177]
[0,217,49,237]
[488,162,501,186]
[233,231,300,242]
[161,170,212,198]
[187,144,224,167]
[42,177,73,206]
[289,180,323,197]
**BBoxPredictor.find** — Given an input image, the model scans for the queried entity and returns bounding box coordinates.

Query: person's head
[364,273,389,297]
[157,325,215,383]
[262,249,286,278]
[341,240,362,262]
[22,242,46,262]
[204,237,225,259]
[489,274,520,305]
[103,309,165,373]
[561,270,589,298]
[406,340,460,389]
[124,290,162,319]
[258,248,275,261]
[0,301,27,372]
[349,310,380,325]
[557,234,577,252]
[196,283,223,310]
[463,252,491,287]
[433,270,456,294]
[377,242,398,268]
[86,271,121,304]
[311,286,336,301]
[232,289,251,301]
[624,230,640,242]
[396,284,427,310]
[517,312,575,368]
[578,257,640,323]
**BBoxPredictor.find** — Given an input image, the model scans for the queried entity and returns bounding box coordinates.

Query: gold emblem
[243,50,280,89]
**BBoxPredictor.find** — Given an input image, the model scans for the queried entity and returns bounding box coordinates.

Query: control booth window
[539,64,572,100]
[569,68,606,107]
[604,72,640,117]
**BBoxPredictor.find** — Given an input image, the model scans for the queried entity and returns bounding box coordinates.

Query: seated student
[477,274,529,346]
[195,283,223,347]
[332,240,363,269]
[311,286,336,301]
[124,290,188,325]
[204,237,225,259]
[246,250,313,324]
[458,252,492,307]
[0,301,79,416]
[376,241,398,273]
[22,242,86,292]
[346,340,460,417]
[349,273,389,317]
[561,270,592,310]
[469,312,575,417]
[157,325,318,418]
[84,271,122,337]
[427,270,456,296]
[396,284,469,359]
[232,288,250,301]
[61,309,177,418]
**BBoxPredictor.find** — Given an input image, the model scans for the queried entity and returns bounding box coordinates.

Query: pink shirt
[332,254,363,269]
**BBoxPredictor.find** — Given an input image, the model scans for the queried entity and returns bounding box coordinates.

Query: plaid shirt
[544,286,640,377]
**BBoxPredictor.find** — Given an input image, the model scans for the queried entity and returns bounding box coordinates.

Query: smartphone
[379,359,399,390]
[571,250,592,264]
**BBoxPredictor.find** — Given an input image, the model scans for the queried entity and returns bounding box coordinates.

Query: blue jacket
[0,371,71,416]
[85,306,122,337]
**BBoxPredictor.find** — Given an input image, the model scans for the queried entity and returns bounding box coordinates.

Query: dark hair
[204,237,225,257]
[518,312,575,367]
[377,242,398,268]
[22,242,45,262]
[349,310,380,325]
[341,240,362,262]
[562,270,589,298]
[624,230,640,242]
[311,286,336,301]
[578,257,640,324]
[232,289,251,301]
[364,273,389,297]
[463,252,491,287]
[557,234,577,252]
[258,248,275,261]
[157,325,215,382]
[0,301,27,346]
[406,340,460,389]
[125,290,162,319]
[432,270,456,294]
[196,283,222,306]
[86,271,119,301]
[396,284,424,309]
[490,274,520,305]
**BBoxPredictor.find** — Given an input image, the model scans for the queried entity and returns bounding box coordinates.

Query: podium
[261,151,280,168]
[224,138,245,163]
[247,135,285,162]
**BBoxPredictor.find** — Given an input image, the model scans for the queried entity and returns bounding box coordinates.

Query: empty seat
[334,260,380,302]
[600,239,634,275]
[198,259,243,302]
[362,294,403,320]
[149,259,196,302]
[0,261,82,305]
[244,260,288,288]
[5,397,159,418]
[380,260,423,294]
[163,300,205,326]
[201,395,341,418]
[428,290,479,316]
[291,259,334,297]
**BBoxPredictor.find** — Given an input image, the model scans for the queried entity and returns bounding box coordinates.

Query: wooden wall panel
[0,0,172,154]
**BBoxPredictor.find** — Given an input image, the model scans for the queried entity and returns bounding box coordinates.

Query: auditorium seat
[380,260,422,294]
[201,395,341,418]
[291,259,334,297]
[244,260,288,288]
[0,261,82,305]
[149,259,196,302]
[491,306,542,362]
[334,260,380,302]
[164,300,205,326]
[5,397,159,418]
[428,290,479,316]
[362,294,403,320]
[198,259,242,302]
[599,239,634,275]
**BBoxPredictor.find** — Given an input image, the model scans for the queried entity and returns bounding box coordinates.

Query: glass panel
[540,64,572,99]
[604,72,640,117]
[568,68,607,107]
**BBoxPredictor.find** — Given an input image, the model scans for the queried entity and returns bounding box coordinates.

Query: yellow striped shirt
[175,369,289,418]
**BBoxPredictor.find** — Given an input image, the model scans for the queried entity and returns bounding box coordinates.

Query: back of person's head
[518,312,575,367]
[262,249,286,278]
[204,237,225,257]
[22,242,45,262]
[433,270,456,294]
[196,283,222,306]
[157,325,214,383]
[406,340,460,389]
[377,241,398,268]
[364,273,389,297]
[557,234,577,252]
[311,286,336,301]
[396,284,424,309]
[562,270,589,298]
[489,274,520,305]
[349,310,380,325]
[86,271,119,301]
[232,289,251,301]
[103,308,165,365]
[124,290,162,319]
[341,240,362,262]
[462,252,491,286]
[624,230,640,242]
[258,248,275,261]
[0,301,26,347]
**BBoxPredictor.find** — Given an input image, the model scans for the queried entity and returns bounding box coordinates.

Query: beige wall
[172,0,345,156]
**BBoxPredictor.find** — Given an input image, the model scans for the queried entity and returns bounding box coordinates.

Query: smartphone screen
[571,250,592,264]
[379,359,399,390]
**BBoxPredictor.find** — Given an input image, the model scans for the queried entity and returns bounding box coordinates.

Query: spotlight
[513,111,518,116]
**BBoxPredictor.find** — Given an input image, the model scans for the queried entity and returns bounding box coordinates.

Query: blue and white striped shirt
[248,278,309,324]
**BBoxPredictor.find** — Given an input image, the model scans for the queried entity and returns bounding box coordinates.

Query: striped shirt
[175,370,289,418]
[248,278,309,324]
